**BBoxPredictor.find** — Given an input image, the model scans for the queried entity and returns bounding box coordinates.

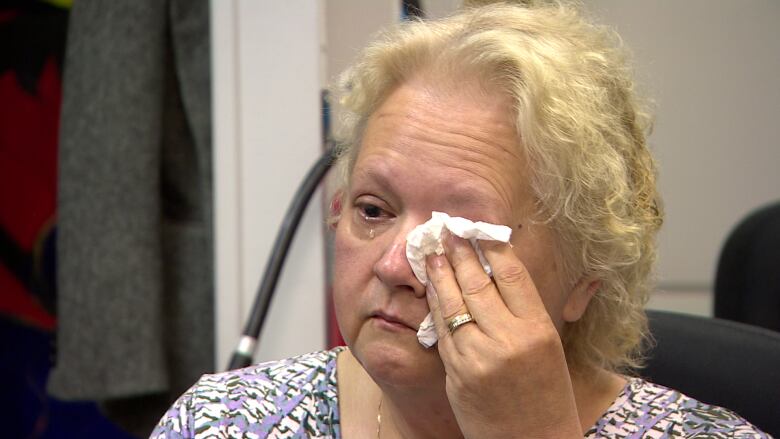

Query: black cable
[227,147,336,370]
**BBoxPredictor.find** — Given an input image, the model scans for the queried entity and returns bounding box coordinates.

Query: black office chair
[714,201,780,332]
[642,310,780,436]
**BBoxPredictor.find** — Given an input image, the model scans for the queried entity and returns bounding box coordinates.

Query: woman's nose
[373,239,426,298]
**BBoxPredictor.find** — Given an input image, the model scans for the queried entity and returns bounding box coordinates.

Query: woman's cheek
[332,223,367,343]
[333,221,363,275]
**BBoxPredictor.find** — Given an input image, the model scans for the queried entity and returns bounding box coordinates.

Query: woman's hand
[425,232,583,439]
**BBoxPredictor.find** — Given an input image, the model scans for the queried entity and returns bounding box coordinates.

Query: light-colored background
[211,1,780,369]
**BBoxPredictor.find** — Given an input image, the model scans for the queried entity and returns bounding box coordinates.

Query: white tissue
[405,212,512,348]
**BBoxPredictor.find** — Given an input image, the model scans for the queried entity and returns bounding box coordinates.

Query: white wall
[212,1,325,369]
[589,0,780,291]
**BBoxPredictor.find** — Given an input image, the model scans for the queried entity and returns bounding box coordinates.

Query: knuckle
[448,243,478,272]
[493,345,516,366]
[440,296,465,319]
[462,276,494,297]
[494,263,531,287]
[470,359,491,384]
[452,357,489,390]
[527,325,563,355]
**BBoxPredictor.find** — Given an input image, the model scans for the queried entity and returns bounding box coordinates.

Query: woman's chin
[350,330,445,388]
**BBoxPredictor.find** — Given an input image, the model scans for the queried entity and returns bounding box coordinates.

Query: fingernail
[444,230,463,251]
[431,254,446,268]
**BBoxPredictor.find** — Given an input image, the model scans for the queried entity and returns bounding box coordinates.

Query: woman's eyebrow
[445,191,489,210]
[350,165,400,204]
[352,165,393,189]
[353,159,505,221]
[436,185,506,223]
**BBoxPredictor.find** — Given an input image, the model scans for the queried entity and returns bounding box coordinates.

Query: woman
[152,2,768,437]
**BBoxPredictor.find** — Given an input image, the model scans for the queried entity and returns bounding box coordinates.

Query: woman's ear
[328,191,343,230]
[562,277,601,322]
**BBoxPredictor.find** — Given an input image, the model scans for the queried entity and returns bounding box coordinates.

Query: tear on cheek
[350,214,381,241]
[356,227,379,241]
[336,217,376,244]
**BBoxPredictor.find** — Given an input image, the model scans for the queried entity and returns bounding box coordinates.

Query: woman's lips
[371,311,417,331]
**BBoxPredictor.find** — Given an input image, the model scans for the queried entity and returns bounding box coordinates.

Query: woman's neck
[338,349,462,439]
[337,349,626,438]
[569,365,627,432]
[377,378,463,439]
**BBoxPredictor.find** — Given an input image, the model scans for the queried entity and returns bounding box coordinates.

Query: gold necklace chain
[376,394,382,438]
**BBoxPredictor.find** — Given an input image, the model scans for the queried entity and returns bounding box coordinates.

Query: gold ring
[447,313,475,334]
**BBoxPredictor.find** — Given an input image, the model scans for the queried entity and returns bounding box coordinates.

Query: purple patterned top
[150,348,770,438]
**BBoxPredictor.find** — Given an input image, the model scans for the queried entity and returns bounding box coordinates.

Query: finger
[424,281,468,365]
[439,232,514,335]
[479,240,548,319]
[423,277,473,360]
[423,279,448,341]
[425,255,473,339]
[426,254,468,320]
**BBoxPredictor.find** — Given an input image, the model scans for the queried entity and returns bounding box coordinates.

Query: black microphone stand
[227,147,336,370]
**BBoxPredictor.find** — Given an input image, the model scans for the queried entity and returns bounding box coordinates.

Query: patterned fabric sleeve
[149,349,343,438]
[679,398,771,438]
[151,388,198,438]
[586,378,772,439]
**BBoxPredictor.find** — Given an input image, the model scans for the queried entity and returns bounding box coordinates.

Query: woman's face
[333,78,570,387]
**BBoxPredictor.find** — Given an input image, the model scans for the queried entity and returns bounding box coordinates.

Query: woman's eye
[354,199,393,223]
[362,204,383,218]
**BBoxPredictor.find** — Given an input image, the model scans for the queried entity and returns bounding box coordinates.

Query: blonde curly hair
[332,1,663,373]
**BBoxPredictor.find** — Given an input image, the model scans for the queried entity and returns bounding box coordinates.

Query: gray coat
[48,0,213,435]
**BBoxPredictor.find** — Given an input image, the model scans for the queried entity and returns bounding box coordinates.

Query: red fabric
[0,59,59,251]
[0,57,60,330]
[0,264,55,330]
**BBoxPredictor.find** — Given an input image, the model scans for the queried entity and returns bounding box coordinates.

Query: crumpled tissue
[405,211,512,347]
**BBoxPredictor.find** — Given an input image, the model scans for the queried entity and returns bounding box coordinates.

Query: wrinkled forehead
[354,76,521,166]
[349,78,533,219]
[341,72,521,175]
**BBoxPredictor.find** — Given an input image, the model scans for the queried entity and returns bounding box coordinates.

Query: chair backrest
[714,201,780,332]
[642,310,780,437]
